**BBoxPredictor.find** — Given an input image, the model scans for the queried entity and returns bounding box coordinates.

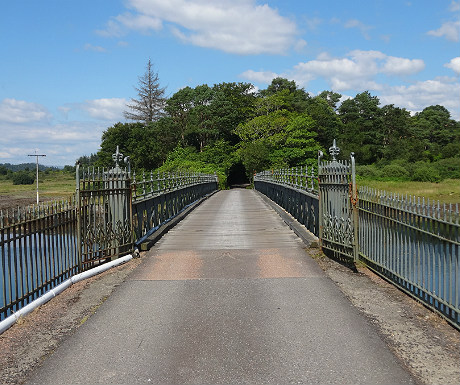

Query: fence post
[350,153,359,262]
[75,162,82,272]
[317,150,324,251]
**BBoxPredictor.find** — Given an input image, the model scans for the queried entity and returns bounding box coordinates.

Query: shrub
[433,157,460,179]
[410,164,442,183]
[356,164,380,179]
[379,164,409,180]
[12,171,35,185]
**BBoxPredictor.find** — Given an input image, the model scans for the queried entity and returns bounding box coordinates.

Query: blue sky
[0,0,459,166]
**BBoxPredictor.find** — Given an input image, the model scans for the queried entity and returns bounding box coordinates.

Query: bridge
[14,189,417,384]
[1,143,459,383]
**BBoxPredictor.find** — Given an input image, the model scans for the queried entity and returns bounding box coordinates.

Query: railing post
[317,150,324,251]
[350,153,359,263]
[75,161,82,272]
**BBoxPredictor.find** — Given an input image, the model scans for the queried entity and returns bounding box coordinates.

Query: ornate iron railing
[76,164,133,270]
[254,167,319,236]
[1,146,218,321]
[254,140,459,330]
[131,171,218,246]
[0,199,78,320]
[358,187,459,328]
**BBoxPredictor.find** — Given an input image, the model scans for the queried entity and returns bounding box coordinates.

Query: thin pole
[27,152,46,204]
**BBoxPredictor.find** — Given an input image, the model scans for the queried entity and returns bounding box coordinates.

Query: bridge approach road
[26,189,415,384]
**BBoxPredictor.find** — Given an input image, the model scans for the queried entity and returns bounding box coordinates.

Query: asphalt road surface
[26,189,415,384]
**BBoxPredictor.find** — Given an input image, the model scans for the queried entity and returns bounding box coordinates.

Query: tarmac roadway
[26,189,415,384]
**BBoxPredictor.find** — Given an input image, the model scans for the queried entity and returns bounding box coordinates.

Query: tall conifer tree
[124,59,166,124]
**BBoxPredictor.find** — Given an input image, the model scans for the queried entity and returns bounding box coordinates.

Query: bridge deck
[26,189,414,384]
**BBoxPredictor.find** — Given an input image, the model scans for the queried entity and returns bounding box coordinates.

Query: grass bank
[356,178,460,204]
[0,172,75,210]
[1,172,458,206]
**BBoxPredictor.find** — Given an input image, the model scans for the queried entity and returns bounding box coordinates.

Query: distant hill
[0,163,61,172]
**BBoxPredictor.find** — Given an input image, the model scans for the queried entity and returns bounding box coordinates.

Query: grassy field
[1,172,459,206]
[0,172,75,210]
[356,178,460,204]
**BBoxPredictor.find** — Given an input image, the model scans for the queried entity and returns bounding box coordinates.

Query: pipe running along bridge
[1,142,458,384]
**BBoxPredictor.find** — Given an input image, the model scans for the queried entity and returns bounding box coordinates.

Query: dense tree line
[94,76,459,186]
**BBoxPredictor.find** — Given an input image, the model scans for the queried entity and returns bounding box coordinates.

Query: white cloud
[0,119,106,165]
[379,77,460,119]
[99,0,300,55]
[0,97,128,165]
[96,19,125,37]
[449,1,460,12]
[240,69,280,84]
[84,43,107,53]
[344,19,373,40]
[240,50,460,120]
[427,20,460,42]
[287,50,423,91]
[381,56,425,76]
[445,56,460,74]
[0,99,51,124]
[115,12,163,34]
[82,98,127,120]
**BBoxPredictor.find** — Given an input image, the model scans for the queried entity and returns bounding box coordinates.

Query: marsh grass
[357,179,460,204]
[1,172,458,204]
[0,172,75,200]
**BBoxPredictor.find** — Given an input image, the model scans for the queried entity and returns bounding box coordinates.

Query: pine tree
[124,59,166,124]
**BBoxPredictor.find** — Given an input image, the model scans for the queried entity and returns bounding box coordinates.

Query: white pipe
[0,254,133,335]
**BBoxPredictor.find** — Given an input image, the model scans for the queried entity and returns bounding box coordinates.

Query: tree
[318,90,342,110]
[259,78,310,113]
[208,82,256,144]
[305,96,342,149]
[124,59,166,124]
[338,91,383,163]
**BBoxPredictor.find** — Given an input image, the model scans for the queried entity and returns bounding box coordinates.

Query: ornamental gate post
[318,140,357,262]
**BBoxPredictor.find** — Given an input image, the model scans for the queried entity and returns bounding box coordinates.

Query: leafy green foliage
[12,171,35,185]
[92,74,459,187]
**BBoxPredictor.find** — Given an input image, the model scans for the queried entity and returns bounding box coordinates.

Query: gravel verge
[311,248,459,385]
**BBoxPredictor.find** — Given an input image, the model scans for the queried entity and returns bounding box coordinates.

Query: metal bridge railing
[254,140,459,330]
[1,146,218,321]
[0,199,78,321]
[131,171,218,246]
[358,187,459,329]
[254,166,319,237]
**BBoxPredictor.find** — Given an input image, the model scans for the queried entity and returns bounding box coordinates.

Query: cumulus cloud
[0,119,107,165]
[239,69,280,84]
[445,56,460,74]
[0,99,51,124]
[0,97,128,165]
[379,77,460,119]
[381,56,425,76]
[427,20,460,42]
[241,50,426,91]
[240,50,460,119]
[82,98,127,120]
[98,0,300,55]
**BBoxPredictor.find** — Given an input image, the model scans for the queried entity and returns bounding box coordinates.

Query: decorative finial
[329,139,340,161]
[112,145,124,168]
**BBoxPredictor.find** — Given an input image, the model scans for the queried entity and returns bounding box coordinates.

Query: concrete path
[26,189,415,384]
